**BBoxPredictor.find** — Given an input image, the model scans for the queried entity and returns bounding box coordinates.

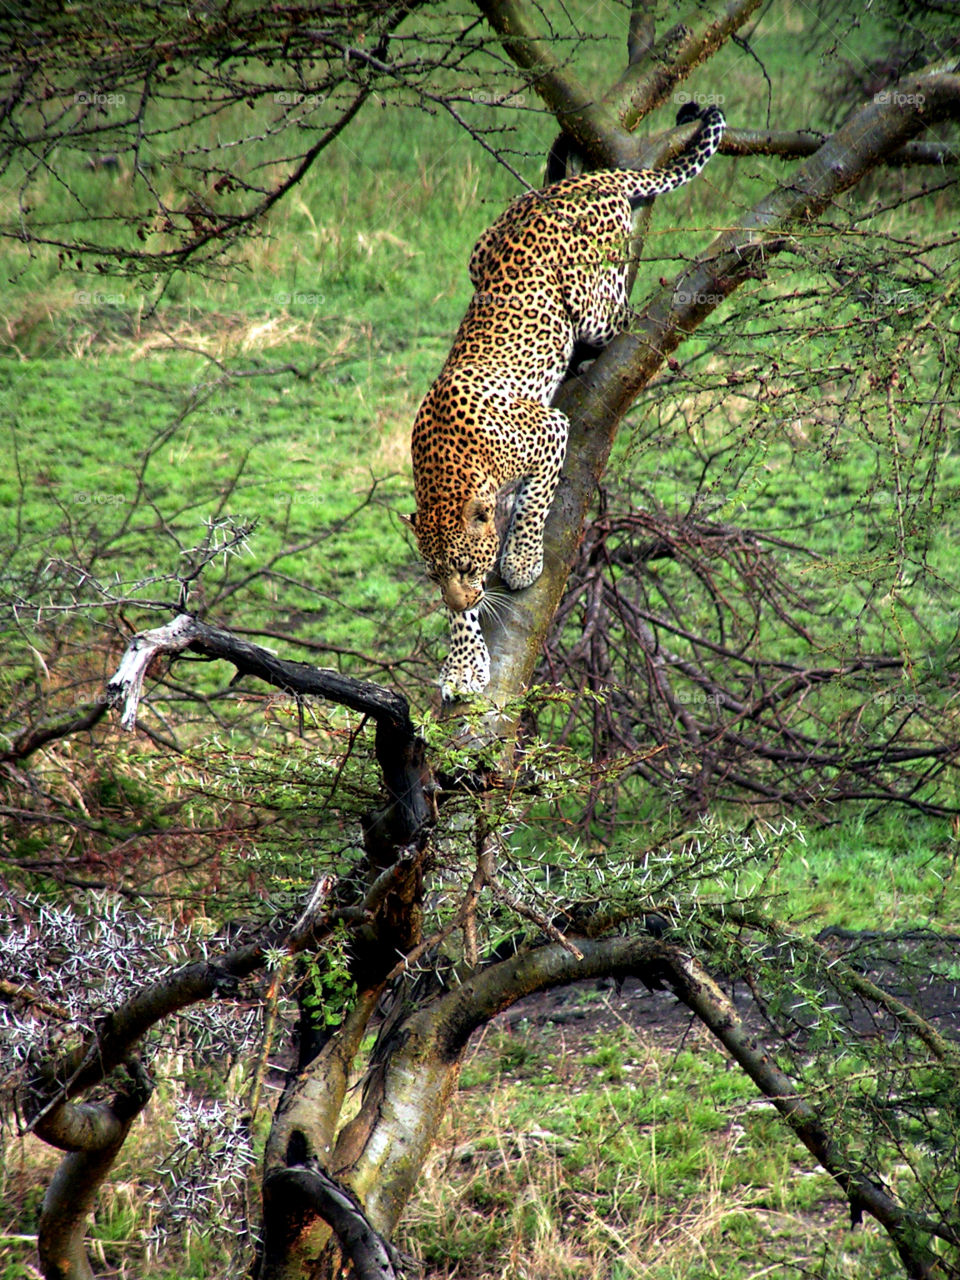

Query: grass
[771,809,960,930]
[402,1012,905,1279]
[0,1009,914,1280]
[2,349,424,664]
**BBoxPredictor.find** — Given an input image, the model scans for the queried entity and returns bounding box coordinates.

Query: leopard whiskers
[479,588,521,626]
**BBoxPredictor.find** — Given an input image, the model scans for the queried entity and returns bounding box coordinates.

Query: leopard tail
[625,104,725,209]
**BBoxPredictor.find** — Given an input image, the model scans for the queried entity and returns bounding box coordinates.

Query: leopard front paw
[439,646,490,701]
[440,610,491,701]
[500,547,544,591]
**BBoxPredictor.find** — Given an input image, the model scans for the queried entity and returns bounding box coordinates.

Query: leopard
[406,103,725,700]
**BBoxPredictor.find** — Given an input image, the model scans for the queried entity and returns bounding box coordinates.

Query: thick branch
[607,66,960,409]
[261,1164,410,1280]
[667,952,953,1279]
[333,935,669,1235]
[342,928,956,1274]
[626,0,656,66]
[604,0,763,131]
[603,0,954,169]
[723,127,957,167]
[474,0,637,167]
[25,950,262,1133]
[262,987,385,1188]
[0,702,109,764]
[33,1099,134,1155]
[108,614,410,735]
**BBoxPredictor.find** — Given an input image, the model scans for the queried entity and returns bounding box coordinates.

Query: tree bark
[36,1064,153,1280]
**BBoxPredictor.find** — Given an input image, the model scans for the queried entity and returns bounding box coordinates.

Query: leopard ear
[399,511,418,530]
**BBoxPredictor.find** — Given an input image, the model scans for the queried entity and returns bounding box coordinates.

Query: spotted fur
[408,105,725,699]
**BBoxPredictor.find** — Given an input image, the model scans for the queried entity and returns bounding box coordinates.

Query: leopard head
[404,491,499,613]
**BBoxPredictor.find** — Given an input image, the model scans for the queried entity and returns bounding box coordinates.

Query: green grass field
[406,1010,908,1279]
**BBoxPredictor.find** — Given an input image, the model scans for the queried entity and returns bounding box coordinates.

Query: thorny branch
[666,951,956,1280]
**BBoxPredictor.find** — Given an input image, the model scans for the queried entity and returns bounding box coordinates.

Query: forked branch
[261,1164,411,1280]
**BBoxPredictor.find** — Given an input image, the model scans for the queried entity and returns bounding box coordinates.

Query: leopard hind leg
[499,403,569,591]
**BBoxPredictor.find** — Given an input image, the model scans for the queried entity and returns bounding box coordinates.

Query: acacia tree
[2,1,960,1278]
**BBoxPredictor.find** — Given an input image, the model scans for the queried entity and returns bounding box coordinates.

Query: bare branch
[605,0,764,131]
[106,612,434,845]
[0,702,109,764]
[473,0,637,167]
[723,127,957,167]
[107,614,411,736]
[0,1,422,270]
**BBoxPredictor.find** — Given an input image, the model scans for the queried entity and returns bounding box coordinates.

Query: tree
[2,2,959,1278]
